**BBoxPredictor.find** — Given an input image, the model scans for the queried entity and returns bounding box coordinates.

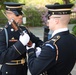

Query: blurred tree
[63,0,70,4]
[63,0,75,4]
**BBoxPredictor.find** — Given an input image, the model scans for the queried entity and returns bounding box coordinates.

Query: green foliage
[23,6,43,27]
[0,0,75,27]
[0,10,7,27]
[24,0,63,6]
[72,24,76,36]
[69,18,76,24]
[70,0,76,3]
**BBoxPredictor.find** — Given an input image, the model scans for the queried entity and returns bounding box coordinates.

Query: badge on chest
[9,37,18,42]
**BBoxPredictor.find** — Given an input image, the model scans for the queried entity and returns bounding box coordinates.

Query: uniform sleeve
[27,43,56,75]
[0,30,26,64]
[21,26,43,47]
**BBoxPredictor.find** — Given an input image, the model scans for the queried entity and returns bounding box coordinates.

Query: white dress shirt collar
[51,28,68,37]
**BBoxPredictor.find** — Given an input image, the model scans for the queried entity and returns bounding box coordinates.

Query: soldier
[26,3,76,75]
[0,2,43,75]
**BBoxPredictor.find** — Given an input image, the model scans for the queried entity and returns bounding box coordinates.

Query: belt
[6,58,25,65]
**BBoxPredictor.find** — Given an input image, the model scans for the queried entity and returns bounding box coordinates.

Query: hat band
[6,8,22,11]
[48,11,72,15]
[48,8,71,11]
[6,5,22,9]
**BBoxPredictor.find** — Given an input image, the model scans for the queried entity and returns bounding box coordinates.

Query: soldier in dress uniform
[0,2,43,75]
[26,3,76,75]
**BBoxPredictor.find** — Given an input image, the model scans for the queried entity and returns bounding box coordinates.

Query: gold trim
[6,58,25,65]
[48,8,71,11]
[52,36,60,61]
[6,5,22,9]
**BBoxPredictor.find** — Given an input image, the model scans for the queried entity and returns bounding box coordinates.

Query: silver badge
[11,28,14,31]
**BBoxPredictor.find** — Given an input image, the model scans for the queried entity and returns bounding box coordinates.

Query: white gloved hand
[36,47,41,57]
[19,32,30,46]
[26,43,35,50]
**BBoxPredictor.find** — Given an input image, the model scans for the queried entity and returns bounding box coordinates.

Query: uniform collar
[51,28,68,37]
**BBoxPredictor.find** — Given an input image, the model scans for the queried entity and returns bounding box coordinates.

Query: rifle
[1,10,32,47]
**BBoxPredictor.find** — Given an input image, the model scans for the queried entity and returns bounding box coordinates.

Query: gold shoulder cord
[51,35,60,61]
[40,36,60,75]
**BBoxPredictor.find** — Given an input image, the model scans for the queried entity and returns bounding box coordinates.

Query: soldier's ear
[54,18,59,24]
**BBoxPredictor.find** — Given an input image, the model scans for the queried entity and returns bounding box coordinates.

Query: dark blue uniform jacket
[0,23,43,74]
[27,30,76,75]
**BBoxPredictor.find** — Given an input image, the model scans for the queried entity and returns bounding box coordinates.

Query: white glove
[36,47,41,57]
[26,43,35,50]
[19,32,30,46]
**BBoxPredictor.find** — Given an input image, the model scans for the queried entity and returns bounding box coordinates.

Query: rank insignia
[9,37,18,42]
